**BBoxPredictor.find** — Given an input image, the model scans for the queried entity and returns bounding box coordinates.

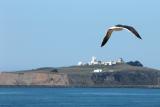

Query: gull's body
[109,26,124,31]
[101,24,142,47]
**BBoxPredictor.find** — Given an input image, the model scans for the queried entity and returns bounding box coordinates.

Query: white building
[78,61,83,66]
[90,56,99,65]
[116,58,124,63]
[77,56,124,66]
[102,61,112,65]
[93,69,102,73]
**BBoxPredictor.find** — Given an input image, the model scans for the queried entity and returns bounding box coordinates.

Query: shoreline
[0,85,160,89]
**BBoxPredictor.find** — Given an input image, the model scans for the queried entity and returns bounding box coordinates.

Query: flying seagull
[101,24,142,47]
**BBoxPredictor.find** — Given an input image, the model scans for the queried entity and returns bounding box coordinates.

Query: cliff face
[67,71,160,87]
[0,72,69,86]
[90,71,160,86]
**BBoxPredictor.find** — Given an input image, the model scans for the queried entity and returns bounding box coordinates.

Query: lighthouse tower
[90,56,98,65]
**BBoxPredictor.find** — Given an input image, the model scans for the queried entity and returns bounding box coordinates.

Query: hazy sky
[0,0,160,71]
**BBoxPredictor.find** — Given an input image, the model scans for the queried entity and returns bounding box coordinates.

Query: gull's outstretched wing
[116,24,142,39]
[101,29,113,47]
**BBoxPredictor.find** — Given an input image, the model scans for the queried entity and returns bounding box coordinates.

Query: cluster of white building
[78,56,124,66]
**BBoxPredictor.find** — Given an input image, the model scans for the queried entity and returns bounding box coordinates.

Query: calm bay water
[0,88,160,107]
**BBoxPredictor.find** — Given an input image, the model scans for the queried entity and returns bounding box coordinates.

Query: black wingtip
[101,43,104,47]
[138,36,142,40]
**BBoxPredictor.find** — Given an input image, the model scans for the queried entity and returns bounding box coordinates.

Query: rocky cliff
[0,72,69,86]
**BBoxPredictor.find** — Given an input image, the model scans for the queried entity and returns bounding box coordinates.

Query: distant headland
[0,57,160,88]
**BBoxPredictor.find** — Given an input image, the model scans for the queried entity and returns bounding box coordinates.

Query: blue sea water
[0,88,160,107]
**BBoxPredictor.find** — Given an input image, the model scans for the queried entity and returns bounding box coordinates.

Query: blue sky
[0,0,160,71]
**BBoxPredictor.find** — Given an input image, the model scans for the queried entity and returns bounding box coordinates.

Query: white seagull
[101,24,142,47]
